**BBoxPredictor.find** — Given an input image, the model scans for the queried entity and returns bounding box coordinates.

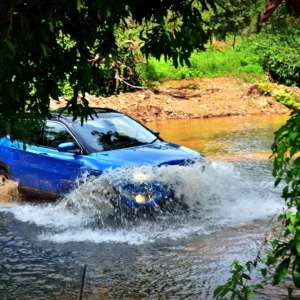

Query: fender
[0,161,11,176]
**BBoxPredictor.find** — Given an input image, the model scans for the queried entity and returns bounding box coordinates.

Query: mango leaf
[272,258,290,285]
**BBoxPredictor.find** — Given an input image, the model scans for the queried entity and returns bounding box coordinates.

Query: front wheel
[0,169,8,186]
[0,169,18,202]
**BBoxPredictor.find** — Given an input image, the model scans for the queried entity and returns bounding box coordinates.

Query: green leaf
[213,285,225,297]
[253,283,263,289]
[295,234,300,256]
[260,268,267,277]
[242,273,251,280]
[274,177,281,187]
[77,0,82,11]
[246,261,252,272]
[293,258,300,287]
[272,258,290,285]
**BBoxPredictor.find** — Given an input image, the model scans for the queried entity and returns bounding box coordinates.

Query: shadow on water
[0,114,288,299]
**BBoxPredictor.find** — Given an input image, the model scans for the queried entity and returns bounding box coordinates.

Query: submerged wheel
[0,169,9,186]
[0,168,19,202]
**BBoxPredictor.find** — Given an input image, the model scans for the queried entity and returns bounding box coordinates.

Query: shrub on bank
[237,31,300,87]
[139,30,300,88]
[258,81,300,110]
[138,45,264,82]
[264,46,300,86]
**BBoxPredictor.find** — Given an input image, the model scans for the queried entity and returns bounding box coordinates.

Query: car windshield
[73,113,157,152]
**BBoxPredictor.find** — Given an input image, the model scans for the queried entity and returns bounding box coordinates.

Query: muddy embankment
[0,179,18,203]
[51,77,295,122]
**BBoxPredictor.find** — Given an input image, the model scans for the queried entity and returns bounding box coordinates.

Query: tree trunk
[232,35,236,48]
[260,0,284,24]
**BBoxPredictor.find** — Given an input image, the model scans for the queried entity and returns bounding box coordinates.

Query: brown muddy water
[0,114,289,299]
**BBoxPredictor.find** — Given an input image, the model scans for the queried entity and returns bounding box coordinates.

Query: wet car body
[0,108,202,210]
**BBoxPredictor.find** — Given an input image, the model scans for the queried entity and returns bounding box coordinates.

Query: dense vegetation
[139,29,300,87]
[0,0,214,142]
[240,3,300,87]
[139,4,300,87]
[138,44,264,82]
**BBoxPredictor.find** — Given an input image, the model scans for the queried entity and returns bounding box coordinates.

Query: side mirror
[58,142,78,153]
[152,130,160,137]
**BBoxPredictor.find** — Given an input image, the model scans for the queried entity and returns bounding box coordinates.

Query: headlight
[134,193,147,204]
[120,182,174,208]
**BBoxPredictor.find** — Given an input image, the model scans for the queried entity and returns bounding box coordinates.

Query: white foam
[38,222,207,245]
[0,161,284,245]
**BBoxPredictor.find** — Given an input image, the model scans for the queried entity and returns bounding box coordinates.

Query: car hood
[87,141,202,169]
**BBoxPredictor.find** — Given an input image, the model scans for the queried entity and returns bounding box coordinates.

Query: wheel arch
[0,161,11,176]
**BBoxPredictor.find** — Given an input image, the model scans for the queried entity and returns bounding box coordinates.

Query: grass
[138,44,265,83]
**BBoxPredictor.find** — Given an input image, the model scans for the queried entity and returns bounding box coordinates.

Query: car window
[73,114,157,152]
[41,121,77,149]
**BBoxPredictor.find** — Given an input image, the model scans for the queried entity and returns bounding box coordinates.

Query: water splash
[0,161,283,245]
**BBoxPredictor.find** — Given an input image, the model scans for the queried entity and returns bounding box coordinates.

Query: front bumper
[118,182,175,209]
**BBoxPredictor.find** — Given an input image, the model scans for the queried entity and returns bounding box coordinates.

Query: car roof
[50,107,123,124]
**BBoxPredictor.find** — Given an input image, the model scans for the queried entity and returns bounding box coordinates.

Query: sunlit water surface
[0,115,288,299]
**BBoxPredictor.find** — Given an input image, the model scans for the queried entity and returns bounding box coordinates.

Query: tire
[0,168,9,186]
[0,168,18,202]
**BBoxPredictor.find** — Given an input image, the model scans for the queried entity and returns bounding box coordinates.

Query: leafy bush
[258,82,300,109]
[236,31,300,87]
[264,46,300,86]
[214,260,262,300]
[139,27,300,86]
[138,45,264,82]
[59,34,143,98]
[270,110,300,290]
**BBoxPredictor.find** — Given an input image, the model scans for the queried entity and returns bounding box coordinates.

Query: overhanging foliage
[0,0,214,141]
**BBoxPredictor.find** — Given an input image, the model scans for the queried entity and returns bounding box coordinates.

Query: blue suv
[0,108,202,210]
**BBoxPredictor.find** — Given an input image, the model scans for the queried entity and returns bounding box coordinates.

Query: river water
[0,115,288,299]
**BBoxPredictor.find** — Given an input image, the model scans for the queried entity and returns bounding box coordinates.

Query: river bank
[51,77,295,123]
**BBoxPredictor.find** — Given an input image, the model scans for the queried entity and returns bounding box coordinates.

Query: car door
[11,121,86,195]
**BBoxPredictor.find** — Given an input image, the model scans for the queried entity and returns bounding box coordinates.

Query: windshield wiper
[149,137,159,144]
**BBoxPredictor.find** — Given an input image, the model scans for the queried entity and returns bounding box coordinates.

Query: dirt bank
[0,179,18,202]
[51,77,292,122]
